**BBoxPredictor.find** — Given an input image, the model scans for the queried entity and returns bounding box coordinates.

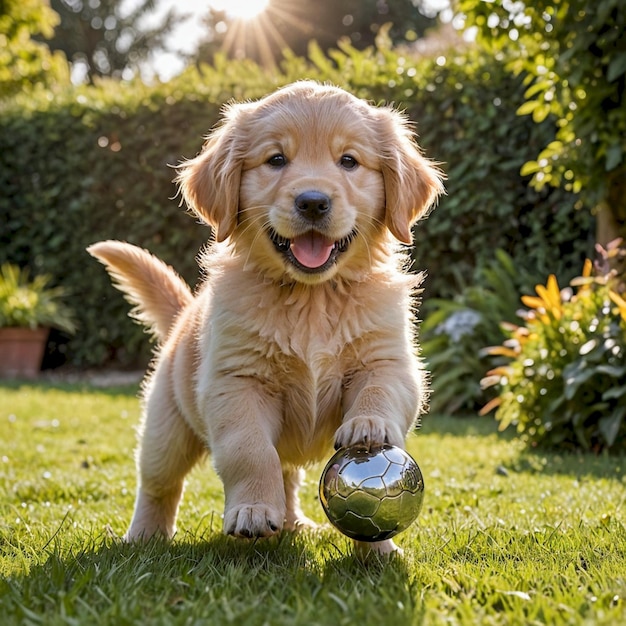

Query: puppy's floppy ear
[176,104,246,242]
[378,109,445,244]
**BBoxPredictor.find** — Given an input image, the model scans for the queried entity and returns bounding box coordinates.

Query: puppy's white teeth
[270,229,291,251]
[337,232,355,253]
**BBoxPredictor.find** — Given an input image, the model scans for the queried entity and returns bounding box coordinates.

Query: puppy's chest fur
[207,269,412,464]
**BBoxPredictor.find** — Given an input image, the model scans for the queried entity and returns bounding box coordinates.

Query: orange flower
[479,396,501,416]
[482,345,519,358]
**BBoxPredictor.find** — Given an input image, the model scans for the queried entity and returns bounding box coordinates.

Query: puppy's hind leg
[125,373,206,542]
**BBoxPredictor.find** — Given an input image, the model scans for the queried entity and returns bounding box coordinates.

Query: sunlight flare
[209,0,270,20]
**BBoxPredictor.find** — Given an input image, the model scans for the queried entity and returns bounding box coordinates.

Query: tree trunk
[595,169,626,280]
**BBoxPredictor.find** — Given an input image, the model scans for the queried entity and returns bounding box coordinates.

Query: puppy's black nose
[295,191,331,221]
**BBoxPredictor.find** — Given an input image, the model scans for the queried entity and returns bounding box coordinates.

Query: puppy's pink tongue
[290,232,334,269]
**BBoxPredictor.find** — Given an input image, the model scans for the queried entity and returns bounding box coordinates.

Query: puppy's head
[177,81,444,284]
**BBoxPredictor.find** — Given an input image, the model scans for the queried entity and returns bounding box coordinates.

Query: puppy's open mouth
[268,228,356,274]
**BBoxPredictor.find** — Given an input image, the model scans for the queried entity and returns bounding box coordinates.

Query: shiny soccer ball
[318,443,425,542]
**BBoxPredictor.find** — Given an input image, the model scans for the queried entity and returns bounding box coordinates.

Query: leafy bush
[0,80,215,366]
[481,243,626,452]
[0,0,70,99]
[421,250,535,414]
[0,43,594,367]
[0,263,76,333]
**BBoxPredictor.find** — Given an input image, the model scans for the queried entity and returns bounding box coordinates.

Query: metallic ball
[319,443,425,542]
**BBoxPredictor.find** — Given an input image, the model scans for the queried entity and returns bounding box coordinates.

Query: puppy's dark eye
[340,154,358,170]
[267,154,287,168]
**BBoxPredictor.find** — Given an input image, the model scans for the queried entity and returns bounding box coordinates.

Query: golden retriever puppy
[88,81,444,556]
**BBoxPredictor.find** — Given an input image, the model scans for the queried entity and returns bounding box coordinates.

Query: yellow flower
[609,290,626,322]
[482,345,519,358]
[570,258,594,296]
[521,275,564,321]
[520,295,546,310]
[536,274,563,320]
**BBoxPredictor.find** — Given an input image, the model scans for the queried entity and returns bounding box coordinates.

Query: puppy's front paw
[334,416,403,450]
[224,503,284,538]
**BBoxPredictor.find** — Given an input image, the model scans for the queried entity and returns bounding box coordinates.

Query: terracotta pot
[0,327,49,379]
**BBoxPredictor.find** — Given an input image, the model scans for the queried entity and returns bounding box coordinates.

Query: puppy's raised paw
[224,503,284,538]
[334,416,403,450]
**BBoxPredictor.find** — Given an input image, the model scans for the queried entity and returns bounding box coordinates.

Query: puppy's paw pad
[224,504,284,538]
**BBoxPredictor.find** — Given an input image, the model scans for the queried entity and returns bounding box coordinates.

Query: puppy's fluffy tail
[87,240,193,341]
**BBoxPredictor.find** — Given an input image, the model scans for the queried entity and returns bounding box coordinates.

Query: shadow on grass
[422,414,625,480]
[502,446,626,480]
[1,531,416,624]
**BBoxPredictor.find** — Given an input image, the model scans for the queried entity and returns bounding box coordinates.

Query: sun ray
[264,2,317,39]
[253,12,292,65]
[250,15,276,69]
[209,0,320,68]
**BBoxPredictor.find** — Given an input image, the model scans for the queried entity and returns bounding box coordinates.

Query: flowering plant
[0,264,76,334]
[421,250,531,414]
[481,241,626,452]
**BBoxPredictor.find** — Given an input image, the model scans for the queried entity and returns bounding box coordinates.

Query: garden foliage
[481,242,626,452]
[0,0,69,98]
[457,0,626,211]
[0,42,593,367]
[420,249,536,415]
[0,263,76,333]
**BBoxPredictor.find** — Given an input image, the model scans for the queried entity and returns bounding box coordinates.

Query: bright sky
[140,0,450,81]
[205,0,270,20]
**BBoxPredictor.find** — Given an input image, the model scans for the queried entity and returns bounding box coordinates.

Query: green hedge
[405,51,594,299]
[1,84,212,365]
[0,45,593,368]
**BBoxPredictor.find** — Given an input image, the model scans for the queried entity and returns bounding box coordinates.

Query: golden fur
[88,81,444,556]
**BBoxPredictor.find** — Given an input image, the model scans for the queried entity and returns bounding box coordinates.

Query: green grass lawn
[1,381,625,625]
